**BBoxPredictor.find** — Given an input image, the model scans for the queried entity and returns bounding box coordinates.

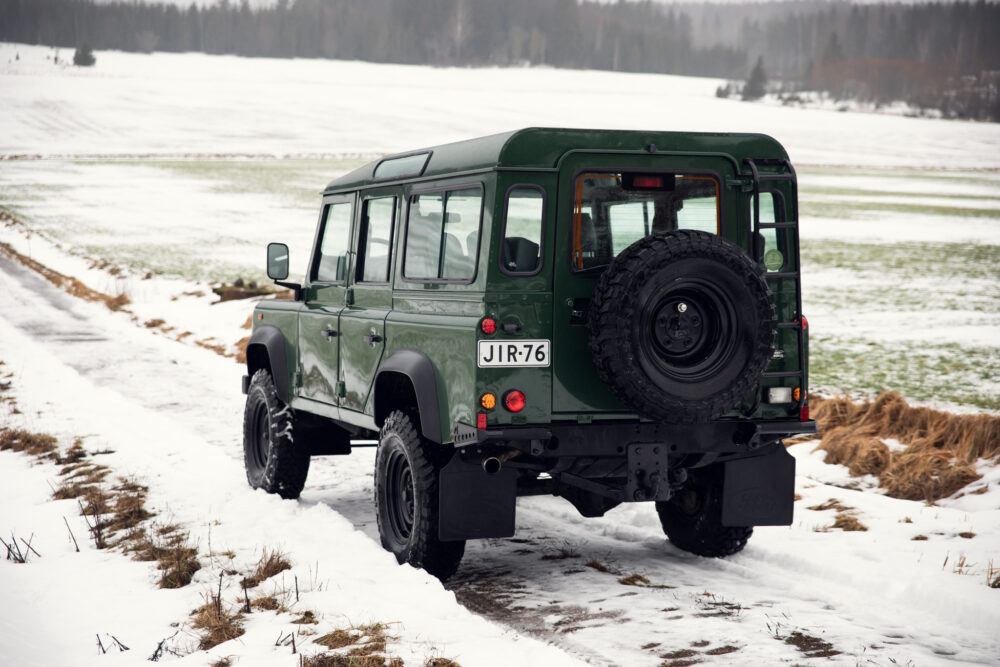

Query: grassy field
[1,158,997,410]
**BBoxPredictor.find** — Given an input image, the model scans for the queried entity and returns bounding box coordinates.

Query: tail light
[800,405,810,422]
[480,317,496,335]
[504,390,526,413]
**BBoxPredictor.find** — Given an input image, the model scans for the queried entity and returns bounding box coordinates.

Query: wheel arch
[246,324,292,404]
[374,349,444,444]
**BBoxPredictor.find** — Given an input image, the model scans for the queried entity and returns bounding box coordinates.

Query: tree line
[2,0,997,120]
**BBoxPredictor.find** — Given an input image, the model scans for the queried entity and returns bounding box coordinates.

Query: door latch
[363,328,383,347]
[322,325,338,340]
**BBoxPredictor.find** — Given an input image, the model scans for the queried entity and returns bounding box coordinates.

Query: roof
[324,127,789,193]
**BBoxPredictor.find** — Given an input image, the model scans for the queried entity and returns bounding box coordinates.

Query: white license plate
[477,340,550,367]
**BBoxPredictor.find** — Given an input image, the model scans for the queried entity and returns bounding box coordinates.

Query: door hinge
[293,369,303,388]
[335,380,346,398]
[726,176,754,193]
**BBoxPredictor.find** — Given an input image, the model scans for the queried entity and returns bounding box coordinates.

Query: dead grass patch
[424,659,460,667]
[541,548,580,561]
[782,630,840,658]
[807,498,852,512]
[0,428,59,456]
[809,393,1000,501]
[235,336,251,364]
[144,318,166,329]
[704,645,740,655]
[245,548,291,587]
[912,534,928,541]
[310,623,400,666]
[585,559,612,573]
[192,593,245,650]
[0,242,131,312]
[831,512,868,532]
[251,594,281,611]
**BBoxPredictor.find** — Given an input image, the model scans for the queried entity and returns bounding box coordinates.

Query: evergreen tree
[73,42,96,66]
[743,55,767,100]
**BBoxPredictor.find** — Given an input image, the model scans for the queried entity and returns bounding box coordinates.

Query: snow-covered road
[2,225,998,667]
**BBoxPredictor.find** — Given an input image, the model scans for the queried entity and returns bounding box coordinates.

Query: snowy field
[2,42,999,666]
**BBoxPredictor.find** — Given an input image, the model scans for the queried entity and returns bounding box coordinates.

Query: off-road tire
[656,465,752,557]
[243,369,310,499]
[374,410,465,581]
[589,229,776,423]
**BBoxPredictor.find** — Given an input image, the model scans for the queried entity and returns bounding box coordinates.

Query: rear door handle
[363,332,383,345]
[323,326,338,340]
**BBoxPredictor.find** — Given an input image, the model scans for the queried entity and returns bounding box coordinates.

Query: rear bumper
[453,418,817,456]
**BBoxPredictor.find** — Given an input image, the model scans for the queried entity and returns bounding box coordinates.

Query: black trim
[246,325,291,403]
[374,349,444,443]
[400,180,486,285]
[499,183,547,277]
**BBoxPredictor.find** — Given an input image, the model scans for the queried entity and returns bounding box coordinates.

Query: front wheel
[655,464,752,557]
[243,369,310,499]
[374,411,465,580]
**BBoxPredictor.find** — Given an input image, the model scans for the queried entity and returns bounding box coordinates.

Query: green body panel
[251,128,806,444]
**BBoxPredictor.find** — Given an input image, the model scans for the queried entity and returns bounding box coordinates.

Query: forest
[2,0,998,121]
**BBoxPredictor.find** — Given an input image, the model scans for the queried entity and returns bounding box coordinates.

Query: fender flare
[245,325,291,404]
[374,349,444,444]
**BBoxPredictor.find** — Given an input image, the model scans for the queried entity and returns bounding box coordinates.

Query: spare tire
[588,230,776,424]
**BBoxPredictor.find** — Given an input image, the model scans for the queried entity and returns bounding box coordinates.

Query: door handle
[323,326,338,340]
[363,332,383,345]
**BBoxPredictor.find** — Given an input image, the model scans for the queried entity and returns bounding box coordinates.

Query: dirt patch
[781,630,841,658]
[807,393,1000,501]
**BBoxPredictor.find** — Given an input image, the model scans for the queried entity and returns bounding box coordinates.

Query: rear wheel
[655,464,752,557]
[374,410,465,581]
[242,369,310,499]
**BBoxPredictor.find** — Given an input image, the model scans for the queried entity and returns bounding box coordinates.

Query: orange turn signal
[480,393,497,410]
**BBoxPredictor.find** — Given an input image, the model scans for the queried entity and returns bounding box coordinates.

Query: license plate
[477,340,550,367]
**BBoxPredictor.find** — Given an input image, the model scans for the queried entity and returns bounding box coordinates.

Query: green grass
[811,336,1000,411]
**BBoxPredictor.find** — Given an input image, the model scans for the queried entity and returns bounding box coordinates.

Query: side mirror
[266,243,290,281]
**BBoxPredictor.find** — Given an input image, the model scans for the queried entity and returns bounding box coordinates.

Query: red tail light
[801,315,808,331]
[480,317,496,335]
[504,390,526,413]
[800,405,810,422]
[477,412,488,429]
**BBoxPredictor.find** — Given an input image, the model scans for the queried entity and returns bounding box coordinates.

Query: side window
[404,186,483,281]
[752,191,785,271]
[357,196,395,283]
[502,186,544,274]
[313,201,353,282]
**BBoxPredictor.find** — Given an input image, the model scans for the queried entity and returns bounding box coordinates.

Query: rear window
[572,172,719,271]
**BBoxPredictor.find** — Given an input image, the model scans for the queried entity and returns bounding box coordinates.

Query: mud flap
[721,445,796,526]
[438,453,517,542]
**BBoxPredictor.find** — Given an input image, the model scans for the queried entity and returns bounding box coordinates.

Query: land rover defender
[242,128,817,580]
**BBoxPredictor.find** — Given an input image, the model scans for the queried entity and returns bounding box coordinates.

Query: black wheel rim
[638,278,739,384]
[251,400,270,470]
[385,447,415,542]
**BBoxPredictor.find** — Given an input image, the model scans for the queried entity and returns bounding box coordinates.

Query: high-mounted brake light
[632,175,663,188]
[480,317,497,335]
[504,390,526,413]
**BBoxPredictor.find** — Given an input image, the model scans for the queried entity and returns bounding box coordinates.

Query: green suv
[242,128,816,580]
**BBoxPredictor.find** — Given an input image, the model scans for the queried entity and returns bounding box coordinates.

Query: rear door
[551,152,740,415]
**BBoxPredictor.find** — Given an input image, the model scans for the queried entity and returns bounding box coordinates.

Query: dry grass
[251,594,281,611]
[308,623,401,667]
[831,512,868,532]
[585,559,612,573]
[807,498,852,512]
[245,548,292,587]
[424,659,461,667]
[192,593,245,650]
[809,393,1000,501]
[540,548,580,561]
[0,428,59,456]
[0,241,131,312]
[235,336,251,364]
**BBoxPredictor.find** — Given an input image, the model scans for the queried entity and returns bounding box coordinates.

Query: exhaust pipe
[481,457,502,475]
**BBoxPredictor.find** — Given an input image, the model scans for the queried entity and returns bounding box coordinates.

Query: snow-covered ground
[2,42,999,666]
